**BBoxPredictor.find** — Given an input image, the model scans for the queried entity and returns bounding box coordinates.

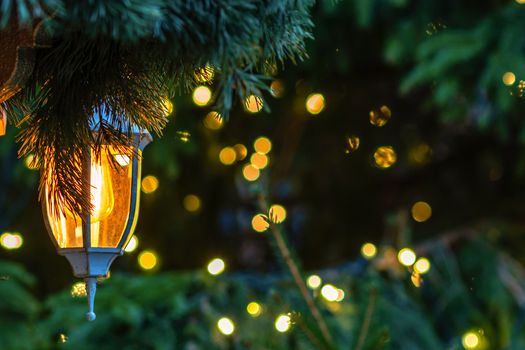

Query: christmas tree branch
[355,289,377,350]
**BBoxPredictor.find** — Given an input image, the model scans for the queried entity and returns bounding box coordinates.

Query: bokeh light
[138,250,158,270]
[411,201,432,222]
[183,194,201,212]
[270,80,285,98]
[245,95,263,113]
[307,275,322,289]
[251,214,269,233]
[369,105,391,126]
[176,130,191,143]
[246,302,262,317]
[219,147,237,165]
[345,136,360,154]
[275,314,292,333]
[414,258,431,274]
[462,331,480,349]
[0,232,23,250]
[203,111,223,130]
[269,204,287,223]
[141,175,159,194]
[217,317,235,335]
[254,137,272,154]
[242,164,260,181]
[361,243,377,259]
[70,282,87,298]
[124,236,139,253]
[233,144,248,160]
[305,93,325,114]
[195,65,215,83]
[321,284,339,302]
[24,154,39,170]
[192,86,212,106]
[161,97,174,116]
[374,146,397,169]
[502,72,516,86]
[207,258,225,275]
[411,272,423,288]
[250,152,269,169]
[398,248,417,266]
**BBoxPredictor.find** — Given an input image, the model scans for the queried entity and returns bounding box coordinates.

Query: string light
[242,164,260,181]
[124,236,139,253]
[411,272,422,288]
[246,302,262,317]
[307,275,322,289]
[397,248,417,266]
[176,130,191,143]
[321,284,339,302]
[207,258,225,275]
[24,154,39,170]
[254,137,272,154]
[138,250,158,270]
[250,152,269,169]
[195,65,215,83]
[305,93,325,114]
[411,201,432,222]
[270,80,285,98]
[369,105,391,127]
[251,214,269,233]
[183,194,201,212]
[162,97,174,116]
[219,147,237,165]
[0,232,23,250]
[58,334,68,343]
[245,95,263,113]
[203,111,223,130]
[345,136,360,154]
[462,331,480,349]
[71,282,87,297]
[141,175,159,194]
[361,243,377,259]
[275,314,292,333]
[374,146,397,169]
[217,317,235,335]
[193,86,212,106]
[414,258,431,274]
[502,72,516,86]
[233,144,248,160]
[269,204,287,223]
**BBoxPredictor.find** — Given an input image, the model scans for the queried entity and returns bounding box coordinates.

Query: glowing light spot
[269,204,287,223]
[176,130,191,143]
[411,272,423,287]
[517,0,525,3]
[217,317,235,335]
[398,248,417,267]
[414,258,431,274]
[141,175,159,194]
[124,236,139,253]
[246,302,262,317]
[361,243,377,259]
[207,258,225,275]
[307,275,322,289]
[374,146,397,169]
[70,282,87,297]
[24,154,39,170]
[243,164,260,181]
[345,136,360,154]
[114,154,130,167]
[203,111,223,130]
[305,93,325,115]
[251,152,269,169]
[270,80,285,98]
[193,86,212,106]
[245,95,263,113]
[219,147,237,165]
[408,143,432,165]
[184,194,201,212]
[370,105,392,126]
[251,214,269,233]
[254,137,272,154]
[162,97,174,116]
[275,314,292,333]
[195,65,215,83]
[0,232,23,250]
[462,332,480,349]
[321,284,339,302]
[233,144,248,160]
[335,288,345,302]
[58,334,68,343]
[138,250,158,270]
[411,201,432,222]
[503,72,516,86]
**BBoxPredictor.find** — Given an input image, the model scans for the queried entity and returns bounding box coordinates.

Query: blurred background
[2,1,525,349]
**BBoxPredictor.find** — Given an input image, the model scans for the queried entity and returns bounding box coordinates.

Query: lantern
[41,110,151,321]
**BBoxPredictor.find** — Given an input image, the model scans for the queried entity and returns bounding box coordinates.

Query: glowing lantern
[41,109,152,321]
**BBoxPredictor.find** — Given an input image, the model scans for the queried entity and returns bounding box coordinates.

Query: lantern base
[58,248,121,278]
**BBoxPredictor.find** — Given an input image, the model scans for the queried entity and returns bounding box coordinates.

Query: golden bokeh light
[269,204,287,223]
[374,146,397,169]
[195,65,215,83]
[233,144,248,160]
[462,331,480,349]
[251,214,269,233]
[398,248,417,267]
[183,194,201,212]
[192,86,212,106]
[242,164,260,182]
[70,281,87,298]
[502,72,516,86]
[161,97,174,116]
[176,130,191,143]
[516,0,525,3]
[246,302,262,317]
[321,284,339,302]
[207,258,225,275]
[141,175,159,194]
[217,317,235,335]
[250,152,269,169]
[138,250,158,270]
[307,275,322,289]
[275,314,292,333]
[203,111,223,130]
[270,80,285,98]
[369,105,392,126]
[245,95,264,113]
[0,232,23,250]
[361,243,377,259]
[219,147,237,165]
[414,257,431,274]
[254,137,272,154]
[24,154,39,170]
[335,288,345,302]
[411,201,432,222]
[345,135,360,154]
[408,143,432,165]
[124,235,139,253]
[411,272,423,288]
[305,93,325,115]
[58,334,68,343]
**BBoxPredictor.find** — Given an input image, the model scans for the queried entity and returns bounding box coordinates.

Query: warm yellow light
[217,317,235,335]
[411,272,422,288]
[307,275,322,289]
[246,302,262,317]
[321,284,339,302]
[183,194,201,212]
[251,214,269,233]
[24,154,39,170]
[254,137,272,154]
[462,332,480,349]
[193,86,212,106]
[335,288,345,302]
[369,105,392,127]
[411,201,432,222]
[114,154,130,167]
[0,232,23,250]
[195,65,215,83]
[345,136,360,154]
[161,97,174,116]
[414,258,431,274]
[250,152,269,169]
[176,130,191,143]
[374,146,397,169]
[124,235,138,253]
[305,93,325,115]
[270,80,285,98]
[517,0,525,3]
[242,164,260,181]
[207,258,225,275]
[203,111,223,130]
[398,248,417,267]
[502,72,516,86]
[269,204,287,223]
[58,334,68,343]
[233,144,248,160]
[275,314,292,333]
[141,175,159,194]
[219,147,237,165]
[361,243,377,259]
[245,95,263,113]
[90,161,114,226]
[138,250,158,270]
[71,281,87,297]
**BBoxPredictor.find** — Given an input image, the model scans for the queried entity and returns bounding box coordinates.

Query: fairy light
[219,147,237,165]
[193,86,212,106]
[411,201,432,222]
[397,248,417,267]
[203,111,223,130]
[195,65,215,83]
[251,214,269,233]
[24,154,39,170]
[242,164,260,181]
[374,146,397,168]
[414,257,431,274]
[246,302,262,317]
[321,284,339,302]
[250,152,269,169]
[217,317,235,335]
[254,137,272,154]
[207,258,225,275]
[305,93,325,114]
[307,275,322,289]
[270,80,285,98]
[0,232,23,250]
[138,250,158,270]
[275,314,292,333]
[245,95,263,113]
[70,282,87,297]
[269,204,287,223]
[233,144,248,160]
[462,331,480,349]
[502,72,516,86]
[124,236,139,253]
[361,243,377,259]
[183,194,201,212]
[162,97,174,116]
[141,175,159,194]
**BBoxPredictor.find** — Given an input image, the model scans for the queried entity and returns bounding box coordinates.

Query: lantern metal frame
[42,120,151,321]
